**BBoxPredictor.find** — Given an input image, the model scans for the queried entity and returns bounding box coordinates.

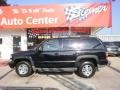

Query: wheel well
[79,58,98,67]
[14,59,31,65]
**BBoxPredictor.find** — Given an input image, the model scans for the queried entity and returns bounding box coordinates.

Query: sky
[7,0,120,35]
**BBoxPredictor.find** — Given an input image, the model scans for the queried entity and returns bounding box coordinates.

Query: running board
[36,68,77,72]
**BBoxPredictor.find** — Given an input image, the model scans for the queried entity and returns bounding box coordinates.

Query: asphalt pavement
[0,57,120,90]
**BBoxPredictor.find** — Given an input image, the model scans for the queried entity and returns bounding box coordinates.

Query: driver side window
[43,39,60,51]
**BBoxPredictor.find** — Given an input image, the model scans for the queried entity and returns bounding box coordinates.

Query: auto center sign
[0,3,111,28]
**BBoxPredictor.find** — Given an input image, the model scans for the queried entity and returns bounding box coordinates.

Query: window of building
[0,38,2,44]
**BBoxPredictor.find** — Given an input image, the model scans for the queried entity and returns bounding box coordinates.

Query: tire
[76,61,96,78]
[15,61,33,77]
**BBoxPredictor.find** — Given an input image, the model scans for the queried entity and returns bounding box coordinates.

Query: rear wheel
[76,61,96,78]
[15,61,33,77]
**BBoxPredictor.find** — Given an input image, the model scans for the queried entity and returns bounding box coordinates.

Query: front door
[35,39,61,68]
[13,36,21,53]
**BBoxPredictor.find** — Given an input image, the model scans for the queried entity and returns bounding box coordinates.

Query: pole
[68,21,71,36]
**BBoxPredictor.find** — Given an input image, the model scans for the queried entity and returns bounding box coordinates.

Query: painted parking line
[49,75,94,90]
[107,66,120,74]
[0,70,13,80]
[25,74,35,84]
[0,87,59,90]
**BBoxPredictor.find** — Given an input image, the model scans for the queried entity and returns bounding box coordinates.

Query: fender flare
[76,55,99,66]
[13,56,35,67]
[13,56,36,71]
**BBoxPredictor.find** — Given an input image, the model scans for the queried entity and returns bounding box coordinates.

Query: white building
[97,35,120,42]
[0,29,27,59]
[0,2,111,60]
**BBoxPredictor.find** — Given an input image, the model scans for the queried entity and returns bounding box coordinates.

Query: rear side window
[62,38,104,50]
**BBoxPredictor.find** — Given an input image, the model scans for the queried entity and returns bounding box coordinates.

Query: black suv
[9,37,109,78]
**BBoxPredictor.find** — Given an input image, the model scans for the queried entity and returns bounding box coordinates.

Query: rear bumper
[107,61,111,66]
[98,60,111,68]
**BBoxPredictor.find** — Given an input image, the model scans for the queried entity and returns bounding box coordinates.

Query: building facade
[0,2,111,59]
[0,28,91,59]
[0,29,27,59]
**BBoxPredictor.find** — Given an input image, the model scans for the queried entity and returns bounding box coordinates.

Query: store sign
[0,3,111,28]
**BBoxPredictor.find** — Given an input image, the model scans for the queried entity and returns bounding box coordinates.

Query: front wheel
[76,61,96,78]
[15,61,33,77]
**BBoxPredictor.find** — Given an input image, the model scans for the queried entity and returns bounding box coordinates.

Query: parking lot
[0,57,120,90]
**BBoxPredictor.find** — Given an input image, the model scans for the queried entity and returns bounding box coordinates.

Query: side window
[62,39,81,50]
[61,38,104,50]
[95,44,105,49]
[43,39,60,51]
[81,38,104,49]
[62,39,71,50]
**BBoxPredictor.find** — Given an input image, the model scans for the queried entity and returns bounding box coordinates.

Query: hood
[12,49,36,56]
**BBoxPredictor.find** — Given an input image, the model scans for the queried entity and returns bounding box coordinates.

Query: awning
[0,2,111,29]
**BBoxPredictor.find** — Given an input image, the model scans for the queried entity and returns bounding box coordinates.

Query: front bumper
[9,60,15,68]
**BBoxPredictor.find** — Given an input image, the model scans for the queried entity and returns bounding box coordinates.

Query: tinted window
[43,39,60,51]
[62,39,73,50]
[62,38,103,50]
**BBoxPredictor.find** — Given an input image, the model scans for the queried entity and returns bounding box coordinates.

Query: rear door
[59,38,77,68]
